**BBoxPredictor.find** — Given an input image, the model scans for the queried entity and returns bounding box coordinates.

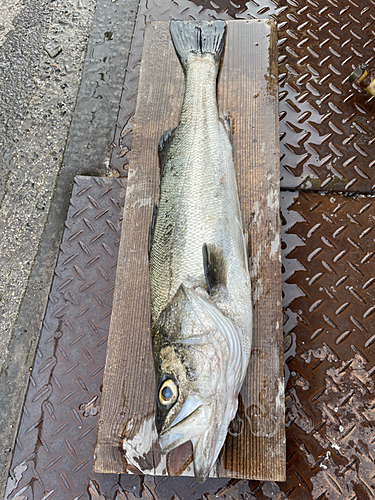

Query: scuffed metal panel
[110,0,375,193]
[6,182,375,499]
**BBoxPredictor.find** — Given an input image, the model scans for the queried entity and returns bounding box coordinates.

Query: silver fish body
[149,20,252,482]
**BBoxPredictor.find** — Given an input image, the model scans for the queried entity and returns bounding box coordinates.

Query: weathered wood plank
[94,20,285,481]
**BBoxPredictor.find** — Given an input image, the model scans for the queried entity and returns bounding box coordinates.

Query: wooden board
[94,20,285,481]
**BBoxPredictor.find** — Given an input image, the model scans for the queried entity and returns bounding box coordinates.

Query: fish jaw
[159,394,239,482]
[158,399,207,452]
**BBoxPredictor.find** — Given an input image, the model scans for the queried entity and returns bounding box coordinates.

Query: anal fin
[148,203,158,260]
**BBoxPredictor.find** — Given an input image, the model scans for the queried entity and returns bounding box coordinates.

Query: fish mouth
[159,395,205,452]
[159,396,224,482]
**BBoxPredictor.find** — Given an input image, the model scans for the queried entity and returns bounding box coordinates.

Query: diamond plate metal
[110,0,375,193]
[278,0,375,192]
[6,179,375,499]
[281,191,375,500]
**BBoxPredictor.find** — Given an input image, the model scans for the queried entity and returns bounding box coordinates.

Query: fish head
[153,285,242,482]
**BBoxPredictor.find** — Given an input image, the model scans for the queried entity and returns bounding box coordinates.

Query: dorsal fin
[158,126,176,178]
[202,243,226,295]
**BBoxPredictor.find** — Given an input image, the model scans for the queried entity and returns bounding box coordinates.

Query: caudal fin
[170,20,226,71]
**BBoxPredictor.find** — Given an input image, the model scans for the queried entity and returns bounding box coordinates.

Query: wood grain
[94,20,285,481]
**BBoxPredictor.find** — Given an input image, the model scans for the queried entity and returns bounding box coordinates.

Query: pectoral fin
[202,243,226,294]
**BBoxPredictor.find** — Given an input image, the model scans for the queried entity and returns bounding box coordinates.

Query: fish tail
[170,20,226,71]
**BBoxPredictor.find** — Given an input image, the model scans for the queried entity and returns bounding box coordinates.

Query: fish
[149,20,252,483]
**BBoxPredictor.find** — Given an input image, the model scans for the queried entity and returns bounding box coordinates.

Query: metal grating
[110,0,375,193]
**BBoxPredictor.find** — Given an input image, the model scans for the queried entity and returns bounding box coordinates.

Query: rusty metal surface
[110,0,375,193]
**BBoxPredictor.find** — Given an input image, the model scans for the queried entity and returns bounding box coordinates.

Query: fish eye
[159,379,178,406]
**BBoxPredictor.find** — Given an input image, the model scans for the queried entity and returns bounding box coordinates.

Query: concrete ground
[0,0,138,495]
[0,0,96,375]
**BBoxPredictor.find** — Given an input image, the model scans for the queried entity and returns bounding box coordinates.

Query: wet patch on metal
[110,0,374,193]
